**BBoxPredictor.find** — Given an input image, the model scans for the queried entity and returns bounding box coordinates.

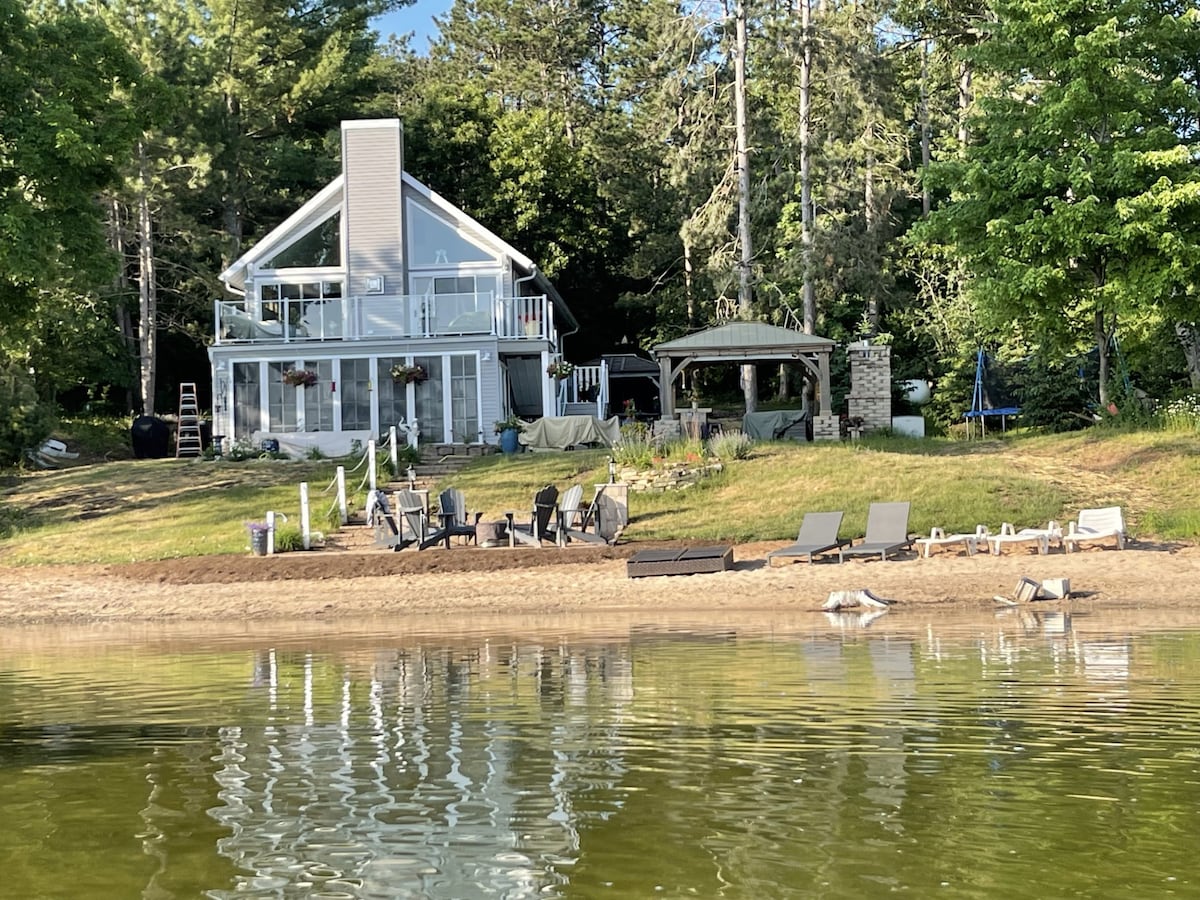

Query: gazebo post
[659,357,675,418]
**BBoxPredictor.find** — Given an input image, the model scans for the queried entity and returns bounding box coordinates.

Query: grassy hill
[2,428,1198,566]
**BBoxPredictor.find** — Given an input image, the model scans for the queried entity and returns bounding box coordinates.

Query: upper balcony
[213,293,557,347]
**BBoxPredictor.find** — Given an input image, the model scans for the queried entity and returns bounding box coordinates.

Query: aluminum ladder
[175,382,203,457]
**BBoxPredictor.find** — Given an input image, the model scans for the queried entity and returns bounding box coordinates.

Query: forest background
[1,0,1198,464]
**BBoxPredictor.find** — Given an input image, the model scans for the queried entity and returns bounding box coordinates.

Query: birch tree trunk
[1175,322,1200,390]
[734,0,757,413]
[136,140,157,417]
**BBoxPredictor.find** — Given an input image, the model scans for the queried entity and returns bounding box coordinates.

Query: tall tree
[918,0,1200,407]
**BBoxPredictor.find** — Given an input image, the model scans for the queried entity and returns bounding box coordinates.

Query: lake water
[3,608,1200,898]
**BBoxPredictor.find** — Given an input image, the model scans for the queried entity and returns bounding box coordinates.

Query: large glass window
[302,359,334,432]
[263,215,341,268]
[406,202,494,267]
[376,357,409,434]
[232,362,262,440]
[340,358,372,431]
[268,362,299,432]
[449,354,480,443]
[413,355,445,443]
[412,275,495,334]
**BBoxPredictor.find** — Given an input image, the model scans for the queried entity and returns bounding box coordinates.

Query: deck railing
[214,293,555,345]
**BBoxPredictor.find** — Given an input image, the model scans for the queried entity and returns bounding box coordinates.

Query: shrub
[1157,394,1200,433]
[612,422,654,468]
[0,363,56,467]
[709,431,754,460]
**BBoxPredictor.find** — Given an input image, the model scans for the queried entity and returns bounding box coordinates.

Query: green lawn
[2,429,1198,565]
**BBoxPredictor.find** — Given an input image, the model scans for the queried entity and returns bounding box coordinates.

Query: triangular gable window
[263,214,341,269]
[407,202,495,266]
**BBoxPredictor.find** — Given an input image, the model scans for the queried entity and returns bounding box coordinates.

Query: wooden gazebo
[653,322,838,438]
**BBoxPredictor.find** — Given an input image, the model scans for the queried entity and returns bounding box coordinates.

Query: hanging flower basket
[547,360,575,380]
[282,368,318,387]
[390,363,429,384]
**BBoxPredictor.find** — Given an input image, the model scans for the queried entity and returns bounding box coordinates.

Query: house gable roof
[218,167,578,332]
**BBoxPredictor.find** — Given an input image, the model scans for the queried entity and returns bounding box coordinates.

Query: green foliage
[0,363,57,467]
[272,526,306,553]
[1158,395,1200,433]
[708,431,754,460]
[612,422,654,468]
[1013,357,1092,433]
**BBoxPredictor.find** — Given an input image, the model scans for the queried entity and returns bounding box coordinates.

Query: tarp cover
[740,410,810,440]
[519,415,621,450]
[253,430,372,460]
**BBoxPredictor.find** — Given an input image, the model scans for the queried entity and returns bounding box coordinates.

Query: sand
[2,535,1196,627]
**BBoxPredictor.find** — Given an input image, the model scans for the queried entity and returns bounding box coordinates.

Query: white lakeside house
[208,118,589,456]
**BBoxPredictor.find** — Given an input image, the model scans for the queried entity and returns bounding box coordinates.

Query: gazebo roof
[654,322,834,357]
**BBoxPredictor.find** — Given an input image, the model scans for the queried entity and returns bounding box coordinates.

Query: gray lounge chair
[767,511,847,564]
[838,502,913,562]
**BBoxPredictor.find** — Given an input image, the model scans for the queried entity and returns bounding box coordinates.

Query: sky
[372,0,452,54]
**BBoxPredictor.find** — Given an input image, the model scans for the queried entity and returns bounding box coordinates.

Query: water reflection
[2,612,1200,898]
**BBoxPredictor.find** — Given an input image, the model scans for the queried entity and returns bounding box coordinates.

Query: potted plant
[390,363,429,384]
[282,368,318,387]
[493,414,524,454]
[546,359,575,380]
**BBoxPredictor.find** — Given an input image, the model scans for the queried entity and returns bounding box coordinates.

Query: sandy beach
[2,535,1197,626]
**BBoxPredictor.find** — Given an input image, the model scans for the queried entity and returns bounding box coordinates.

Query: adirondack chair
[391,489,447,551]
[1065,506,1126,551]
[508,484,559,548]
[436,488,482,546]
[553,484,609,546]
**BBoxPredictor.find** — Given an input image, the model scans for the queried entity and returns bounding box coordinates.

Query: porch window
[302,359,334,431]
[413,355,445,443]
[232,362,262,440]
[267,362,299,432]
[340,358,372,431]
[376,357,410,434]
[449,354,481,443]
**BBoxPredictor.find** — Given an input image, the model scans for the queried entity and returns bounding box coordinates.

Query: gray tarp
[740,410,810,441]
[519,415,621,450]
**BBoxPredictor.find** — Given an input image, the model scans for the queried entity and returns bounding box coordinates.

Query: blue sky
[372,0,452,53]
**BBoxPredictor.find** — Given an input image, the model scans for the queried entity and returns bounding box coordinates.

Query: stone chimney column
[845,342,892,432]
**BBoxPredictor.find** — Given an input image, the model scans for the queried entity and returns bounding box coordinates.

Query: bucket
[250,529,269,556]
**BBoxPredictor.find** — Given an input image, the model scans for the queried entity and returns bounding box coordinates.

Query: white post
[266,510,276,555]
[367,439,377,491]
[300,482,311,550]
[389,425,399,475]
[336,466,347,524]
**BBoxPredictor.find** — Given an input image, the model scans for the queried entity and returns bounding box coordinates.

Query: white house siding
[342,120,404,296]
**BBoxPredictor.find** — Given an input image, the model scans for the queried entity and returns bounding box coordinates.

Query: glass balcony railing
[214,293,555,345]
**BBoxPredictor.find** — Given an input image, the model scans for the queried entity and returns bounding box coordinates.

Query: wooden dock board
[626,545,733,578]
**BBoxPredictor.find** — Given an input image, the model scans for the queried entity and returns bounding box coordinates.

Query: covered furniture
[1065,507,1126,551]
[987,521,1062,555]
[767,512,848,565]
[838,502,913,562]
[519,415,621,450]
[741,410,810,441]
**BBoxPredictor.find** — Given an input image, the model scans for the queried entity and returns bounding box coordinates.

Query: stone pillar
[845,342,892,432]
[811,414,840,441]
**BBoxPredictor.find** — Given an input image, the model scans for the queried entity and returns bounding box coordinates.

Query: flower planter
[499,428,521,454]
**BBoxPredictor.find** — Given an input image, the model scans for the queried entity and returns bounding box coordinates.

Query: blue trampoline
[964,348,1020,437]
